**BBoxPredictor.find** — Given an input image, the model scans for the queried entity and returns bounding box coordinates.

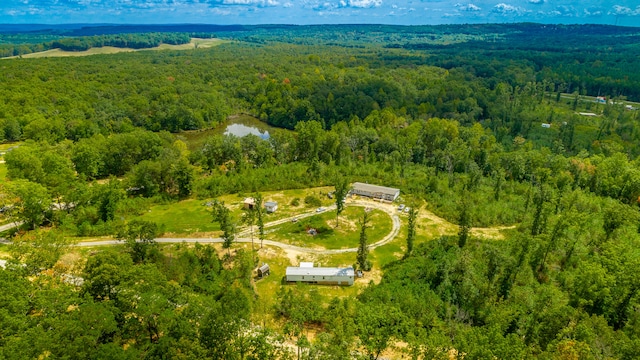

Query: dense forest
[2,24,640,359]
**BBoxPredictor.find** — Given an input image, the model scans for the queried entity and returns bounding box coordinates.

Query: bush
[304,195,321,207]
[291,197,300,206]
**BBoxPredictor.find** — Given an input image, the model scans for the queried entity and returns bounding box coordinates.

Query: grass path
[73,198,512,253]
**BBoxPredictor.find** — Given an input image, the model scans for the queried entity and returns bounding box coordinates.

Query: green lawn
[133,187,336,236]
[134,199,220,234]
[267,207,391,249]
[0,163,7,182]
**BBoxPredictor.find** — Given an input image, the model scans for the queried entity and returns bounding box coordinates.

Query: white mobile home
[351,182,400,201]
[286,264,355,286]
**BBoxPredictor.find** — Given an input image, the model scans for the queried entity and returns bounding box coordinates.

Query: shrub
[304,195,321,207]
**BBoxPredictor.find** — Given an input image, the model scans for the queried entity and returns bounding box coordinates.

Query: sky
[1,0,640,26]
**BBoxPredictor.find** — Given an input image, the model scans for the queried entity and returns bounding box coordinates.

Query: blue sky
[1,0,640,26]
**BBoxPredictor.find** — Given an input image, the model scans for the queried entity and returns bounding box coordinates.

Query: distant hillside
[0,31,214,58]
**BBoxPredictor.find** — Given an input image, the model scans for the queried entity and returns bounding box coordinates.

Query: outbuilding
[286,263,354,286]
[243,197,256,210]
[257,264,270,278]
[350,182,400,201]
[264,201,278,213]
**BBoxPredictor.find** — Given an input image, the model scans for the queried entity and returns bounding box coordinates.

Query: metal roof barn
[286,266,355,286]
[351,182,400,201]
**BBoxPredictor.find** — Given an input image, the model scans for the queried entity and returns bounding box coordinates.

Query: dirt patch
[357,267,383,285]
[329,216,358,232]
[55,252,84,273]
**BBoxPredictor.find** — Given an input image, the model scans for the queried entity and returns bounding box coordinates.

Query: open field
[133,199,220,235]
[134,187,335,236]
[266,207,391,250]
[0,142,20,151]
[5,38,225,59]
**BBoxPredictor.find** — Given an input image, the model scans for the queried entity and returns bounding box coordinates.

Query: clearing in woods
[4,38,225,59]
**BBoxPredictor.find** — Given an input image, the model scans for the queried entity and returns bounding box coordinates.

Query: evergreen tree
[254,193,265,249]
[242,203,256,255]
[357,210,371,271]
[406,205,418,257]
[213,201,236,257]
[334,175,350,227]
[531,185,548,236]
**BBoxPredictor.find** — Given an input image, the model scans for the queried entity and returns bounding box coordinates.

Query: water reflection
[224,123,270,139]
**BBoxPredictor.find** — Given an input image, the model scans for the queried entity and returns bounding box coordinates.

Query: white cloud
[348,0,382,8]
[218,0,279,6]
[492,3,526,16]
[310,0,381,10]
[454,3,480,11]
[608,5,640,16]
[583,7,604,17]
[528,0,543,4]
[552,5,576,17]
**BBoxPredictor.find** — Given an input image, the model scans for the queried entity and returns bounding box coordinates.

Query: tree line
[0,32,196,58]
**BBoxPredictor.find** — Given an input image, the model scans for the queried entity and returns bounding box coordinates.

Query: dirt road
[77,200,401,255]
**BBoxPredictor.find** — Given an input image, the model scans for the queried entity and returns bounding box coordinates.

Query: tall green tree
[242,202,256,255]
[118,219,160,263]
[458,199,471,248]
[334,175,350,227]
[9,230,68,274]
[95,179,125,223]
[9,180,51,229]
[171,157,195,198]
[406,205,418,256]
[213,201,236,257]
[254,193,265,249]
[357,210,371,271]
[531,185,549,236]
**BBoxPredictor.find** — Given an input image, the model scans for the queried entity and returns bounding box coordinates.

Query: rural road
[0,221,23,243]
[76,200,402,255]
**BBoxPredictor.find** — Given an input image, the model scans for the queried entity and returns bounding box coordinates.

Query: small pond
[224,123,270,139]
[179,115,280,149]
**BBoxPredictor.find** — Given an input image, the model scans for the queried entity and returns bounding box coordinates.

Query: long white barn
[351,182,400,201]
[286,264,354,286]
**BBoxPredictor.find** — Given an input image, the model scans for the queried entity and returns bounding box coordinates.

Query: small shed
[257,264,270,278]
[264,201,278,213]
[243,197,256,210]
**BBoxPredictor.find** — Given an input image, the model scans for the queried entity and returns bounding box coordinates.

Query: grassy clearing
[8,38,225,59]
[133,187,336,236]
[267,207,391,250]
[253,245,366,323]
[0,163,7,182]
[0,142,21,151]
[134,199,220,235]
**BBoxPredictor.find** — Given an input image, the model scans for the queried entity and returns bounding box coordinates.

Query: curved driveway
[76,201,402,255]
